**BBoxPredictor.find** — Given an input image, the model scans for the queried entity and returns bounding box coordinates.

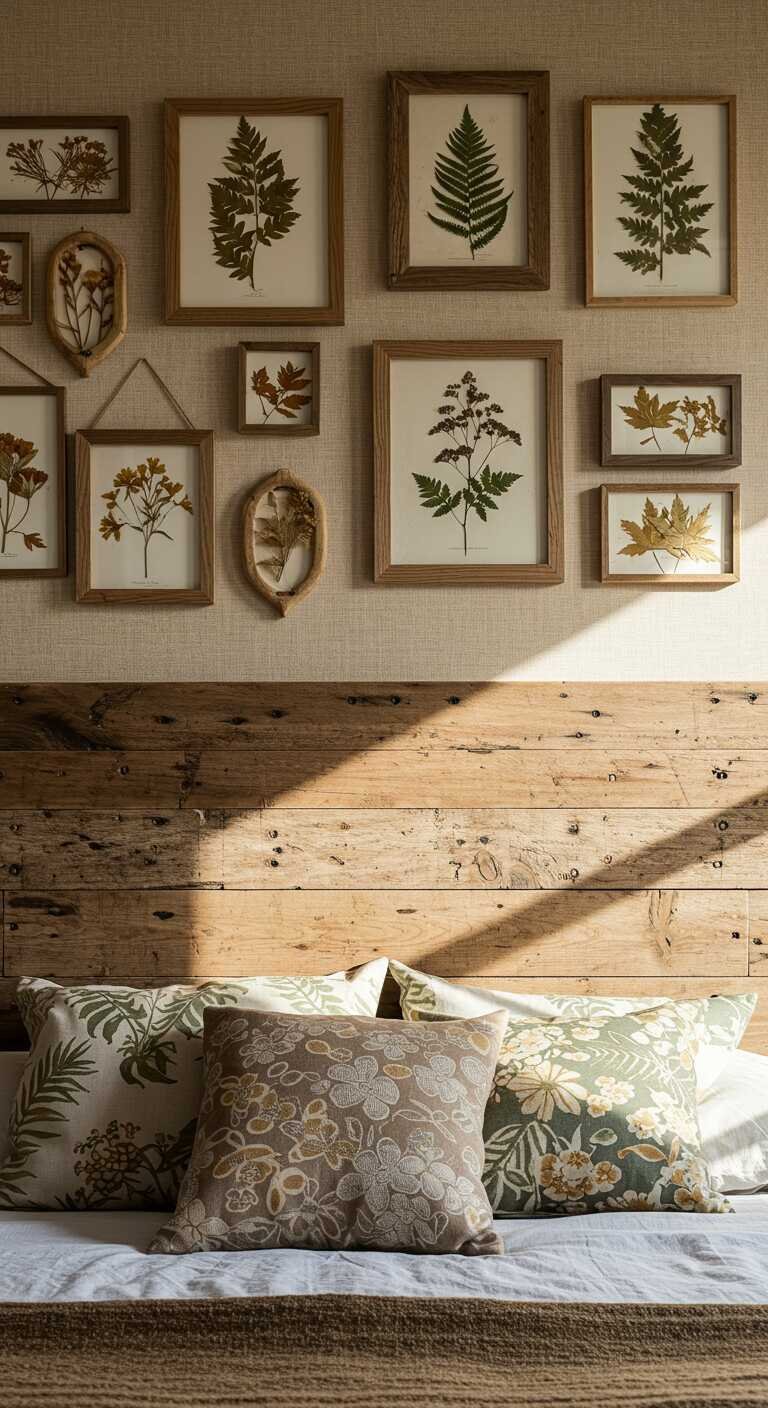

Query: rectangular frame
[600,481,740,587]
[0,116,130,213]
[584,96,737,308]
[0,231,31,323]
[601,374,742,468]
[238,341,320,436]
[374,339,563,584]
[0,384,66,579]
[75,429,214,604]
[164,98,344,326]
[388,71,549,291]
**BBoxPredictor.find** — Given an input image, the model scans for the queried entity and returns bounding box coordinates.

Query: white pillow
[0,1051,26,1166]
[699,1048,768,1193]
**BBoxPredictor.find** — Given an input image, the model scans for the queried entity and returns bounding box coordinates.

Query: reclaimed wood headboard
[1,682,766,1055]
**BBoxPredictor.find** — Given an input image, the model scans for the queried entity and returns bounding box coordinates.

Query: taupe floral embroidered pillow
[150,1008,507,1256]
[0,962,387,1212]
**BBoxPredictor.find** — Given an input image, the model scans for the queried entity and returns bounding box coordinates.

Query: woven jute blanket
[1,1295,767,1408]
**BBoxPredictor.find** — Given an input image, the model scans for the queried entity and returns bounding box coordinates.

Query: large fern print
[427,105,513,260]
[209,116,301,291]
[0,1039,95,1207]
[615,103,713,279]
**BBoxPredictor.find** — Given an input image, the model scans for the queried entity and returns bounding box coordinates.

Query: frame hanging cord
[87,356,196,429]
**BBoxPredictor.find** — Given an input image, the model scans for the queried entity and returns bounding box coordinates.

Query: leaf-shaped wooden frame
[243,468,327,617]
[46,229,127,377]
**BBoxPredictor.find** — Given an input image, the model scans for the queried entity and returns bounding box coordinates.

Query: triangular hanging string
[0,345,56,386]
[87,356,196,429]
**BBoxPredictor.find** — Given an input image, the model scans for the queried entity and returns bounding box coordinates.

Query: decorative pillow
[0,1052,25,1167]
[0,961,387,1212]
[390,961,757,1093]
[149,1007,507,1256]
[699,1048,768,1193]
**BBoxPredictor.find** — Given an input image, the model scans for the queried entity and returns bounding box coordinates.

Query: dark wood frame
[601,374,742,469]
[0,385,66,579]
[373,339,563,585]
[0,231,31,324]
[238,341,320,436]
[75,429,214,605]
[0,116,130,214]
[46,229,128,378]
[584,96,737,308]
[600,481,740,587]
[388,71,549,291]
[164,98,344,326]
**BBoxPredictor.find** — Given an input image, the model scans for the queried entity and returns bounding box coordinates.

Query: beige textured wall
[1,0,766,682]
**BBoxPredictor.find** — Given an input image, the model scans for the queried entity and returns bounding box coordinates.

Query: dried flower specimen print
[56,245,114,357]
[251,361,311,423]
[209,117,300,291]
[619,494,717,573]
[253,487,316,582]
[615,104,713,279]
[0,432,48,556]
[413,369,522,555]
[620,387,727,454]
[99,457,193,580]
[428,106,513,259]
[0,247,22,306]
[6,135,115,201]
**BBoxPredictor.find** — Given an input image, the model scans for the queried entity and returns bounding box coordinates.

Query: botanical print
[413,369,522,556]
[0,1038,95,1207]
[99,455,194,581]
[618,493,717,574]
[250,359,311,424]
[4,132,117,201]
[150,1008,506,1256]
[0,245,22,307]
[55,242,114,357]
[428,105,513,260]
[253,487,316,584]
[619,386,728,455]
[0,431,48,557]
[63,1119,197,1211]
[616,103,713,280]
[209,117,300,292]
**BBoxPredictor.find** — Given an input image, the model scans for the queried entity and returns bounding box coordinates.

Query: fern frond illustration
[428,105,513,260]
[0,1038,96,1207]
[413,369,522,556]
[615,103,713,279]
[619,493,718,573]
[209,116,300,291]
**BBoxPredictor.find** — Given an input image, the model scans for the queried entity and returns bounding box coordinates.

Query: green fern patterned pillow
[0,962,387,1212]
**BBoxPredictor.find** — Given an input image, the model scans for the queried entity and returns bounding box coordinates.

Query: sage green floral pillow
[0,961,387,1212]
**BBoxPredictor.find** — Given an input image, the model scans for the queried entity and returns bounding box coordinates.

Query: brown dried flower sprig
[56,247,114,358]
[253,487,316,582]
[0,248,22,308]
[6,134,115,201]
[0,432,48,555]
[99,456,193,580]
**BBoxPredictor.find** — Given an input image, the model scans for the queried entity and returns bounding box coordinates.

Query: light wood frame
[46,229,127,378]
[584,96,737,308]
[164,97,344,326]
[0,231,31,324]
[75,429,214,605]
[238,342,320,436]
[243,467,327,616]
[388,70,549,291]
[0,384,66,579]
[600,481,740,587]
[373,339,563,585]
[0,116,130,214]
[601,374,742,469]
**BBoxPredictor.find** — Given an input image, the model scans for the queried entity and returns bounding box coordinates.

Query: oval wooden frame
[46,229,127,378]
[243,468,327,617]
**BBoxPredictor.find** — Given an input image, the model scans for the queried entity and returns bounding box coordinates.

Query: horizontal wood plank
[0,811,220,889]
[3,888,748,980]
[1,683,767,752]
[0,754,189,809]
[223,808,768,890]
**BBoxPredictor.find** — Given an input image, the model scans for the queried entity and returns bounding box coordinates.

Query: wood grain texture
[0,810,220,888]
[600,374,742,470]
[0,752,190,809]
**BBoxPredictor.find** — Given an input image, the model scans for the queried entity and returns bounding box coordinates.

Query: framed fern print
[601,375,742,468]
[0,116,130,213]
[373,340,563,585]
[0,384,66,579]
[164,98,344,325]
[600,483,740,587]
[585,97,736,306]
[238,342,319,435]
[388,72,549,291]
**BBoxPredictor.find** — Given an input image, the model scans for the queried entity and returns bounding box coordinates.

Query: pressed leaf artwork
[251,360,311,423]
[55,245,114,357]
[619,493,718,574]
[253,487,316,582]
[615,103,713,279]
[0,247,22,306]
[0,432,49,557]
[6,134,116,201]
[209,116,301,291]
[428,105,513,259]
[413,369,522,555]
[99,456,194,580]
[620,387,727,454]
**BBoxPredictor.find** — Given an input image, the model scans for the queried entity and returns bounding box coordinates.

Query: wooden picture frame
[601,374,742,469]
[164,97,344,325]
[600,482,740,587]
[75,429,214,604]
[0,116,130,213]
[388,71,549,291]
[0,384,66,579]
[46,230,127,378]
[585,96,737,307]
[238,342,320,436]
[0,231,31,324]
[243,467,327,616]
[374,339,563,585]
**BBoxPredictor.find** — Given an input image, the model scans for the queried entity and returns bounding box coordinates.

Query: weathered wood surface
[1,683,767,752]
[0,811,219,889]
[0,753,190,809]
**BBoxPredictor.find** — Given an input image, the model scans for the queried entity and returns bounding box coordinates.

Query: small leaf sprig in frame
[619,493,717,574]
[620,386,727,454]
[99,456,194,580]
[615,103,713,279]
[428,105,514,260]
[209,116,300,292]
[251,360,311,423]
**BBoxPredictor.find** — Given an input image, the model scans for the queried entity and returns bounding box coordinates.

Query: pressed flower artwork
[0,387,66,579]
[243,469,327,617]
[46,232,126,376]
[0,120,129,212]
[99,457,194,581]
[601,484,739,586]
[601,376,740,468]
[239,342,319,434]
[0,234,30,323]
